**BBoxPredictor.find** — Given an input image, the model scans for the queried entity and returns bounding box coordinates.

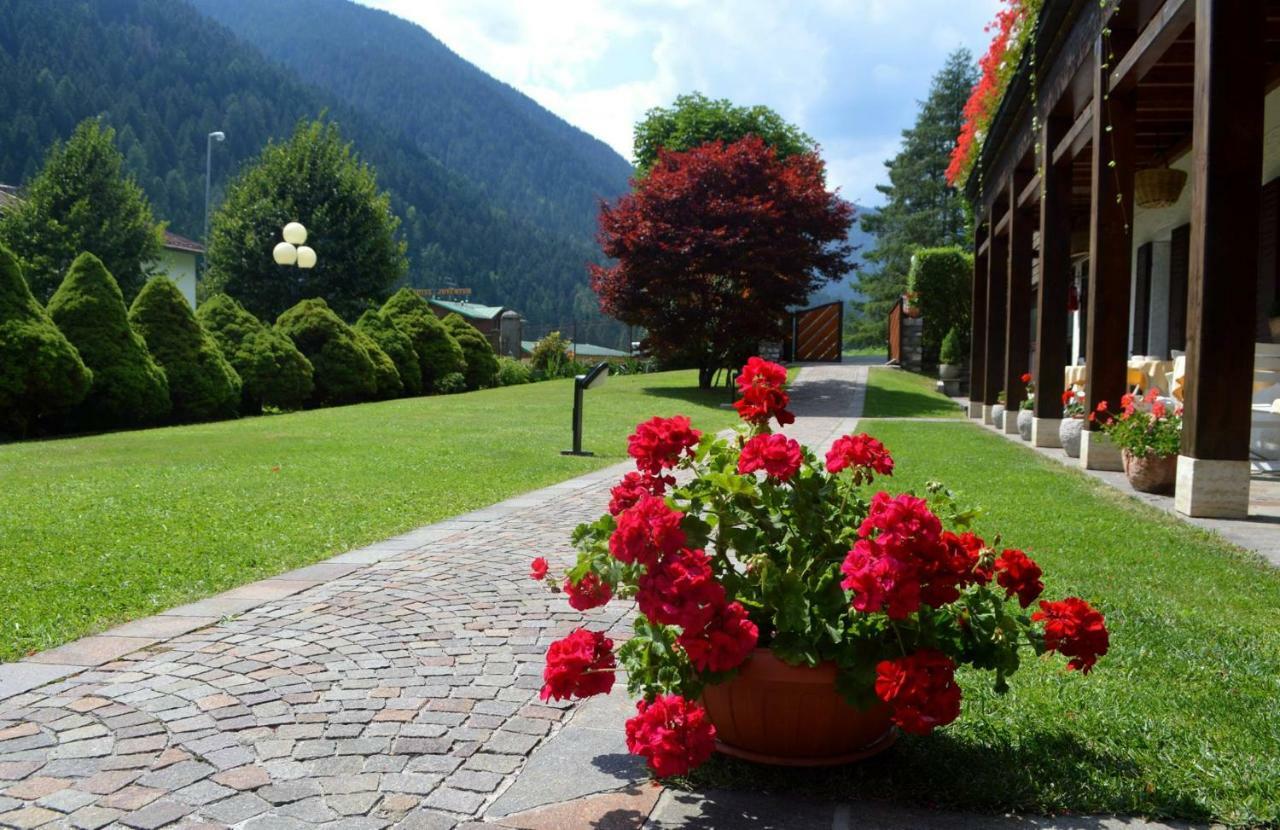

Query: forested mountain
[0,0,627,344]
[189,0,634,244]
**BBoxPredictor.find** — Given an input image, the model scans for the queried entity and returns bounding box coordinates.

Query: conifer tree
[197,294,314,413]
[275,298,376,406]
[380,288,464,393]
[355,310,422,396]
[442,313,498,390]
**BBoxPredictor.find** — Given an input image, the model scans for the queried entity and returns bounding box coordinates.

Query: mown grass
[687,421,1280,826]
[862,367,963,418]
[0,370,740,662]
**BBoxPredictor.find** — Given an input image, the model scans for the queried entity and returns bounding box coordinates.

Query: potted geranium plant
[1093,389,1181,494]
[1059,387,1086,458]
[1017,372,1034,441]
[534,358,1110,775]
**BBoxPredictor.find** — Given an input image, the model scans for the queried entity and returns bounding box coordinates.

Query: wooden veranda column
[1081,36,1136,471]
[983,210,1009,424]
[1004,175,1033,434]
[1033,115,1072,447]
[1176,0,1264,518]
[969,224,989,419]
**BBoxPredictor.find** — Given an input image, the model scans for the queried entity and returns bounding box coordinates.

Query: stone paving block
[36,785,98,813]
[26,636,154,667]
[99,784,165,811]
[423,786,485,815]
[198,792,270,824]
[137,760,214,791]
[393,809,458,830]
[5,775,69,800]
[217,580,321,601]
[492,786,661,830]
[158,597,264,618]
[0,805,63,828]
[0,663,83,702]
[67,804,123,829]
[103,617,220,641]
[119,797,194,829]
[211,765,270,791]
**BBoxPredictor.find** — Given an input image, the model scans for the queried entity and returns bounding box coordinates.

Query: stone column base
[982,404,994,425]
[968,401,984,419]
[1174,456,1251,518]
[1003,412,1021,435]
[1032,417,1063,448]
[1080,429,1123,471]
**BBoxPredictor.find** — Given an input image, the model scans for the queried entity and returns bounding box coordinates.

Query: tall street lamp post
[204,130,225,243]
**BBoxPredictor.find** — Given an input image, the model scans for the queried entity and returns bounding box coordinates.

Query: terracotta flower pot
[1122,449,1177,495]
[1060,417,1083,458]
[700,648,897,767]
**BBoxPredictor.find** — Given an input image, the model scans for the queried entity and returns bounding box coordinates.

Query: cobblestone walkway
[0,365,863,830]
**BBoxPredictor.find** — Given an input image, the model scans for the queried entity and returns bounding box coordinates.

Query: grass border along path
[690,419,1279,826]
[0,370,741,663]
[862,366,963,418]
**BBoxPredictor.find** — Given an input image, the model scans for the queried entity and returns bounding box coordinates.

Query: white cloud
[358,0,999,204]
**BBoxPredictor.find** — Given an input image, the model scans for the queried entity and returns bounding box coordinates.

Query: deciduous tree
[591,136,852,387]
[632,93,816,175]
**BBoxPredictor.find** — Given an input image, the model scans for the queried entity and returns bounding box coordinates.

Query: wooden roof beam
[1017,173,1041,210]
[1110,0,1194,94]
[1053,107,1093,164]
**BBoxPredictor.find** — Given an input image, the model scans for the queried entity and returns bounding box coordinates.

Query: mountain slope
[189,0,634,244]
[0,0,621,342]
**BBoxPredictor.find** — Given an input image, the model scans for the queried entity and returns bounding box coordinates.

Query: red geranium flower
[941,530,990,585]
[994,549,1044,607]
[624,694,716,778]
[841,492,948,619]
[636,548,725,629]
[874,648,963,735]
[678,601,758,672]
[1021,372,1032,384]
[529,557,549,580]
[564,572,612,611]
[1033,597,1109,673]
[540,628,616,701]
[609,495,687,568]
[736,356,788,393]
[608,472,671,516]
[737,433,803,481]
[825,433,894,479]
[627,416,701,476]
[734,385,796,428]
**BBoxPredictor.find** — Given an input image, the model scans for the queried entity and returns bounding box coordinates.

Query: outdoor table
[1129,356,1174,393]
[1064,364,1087,388]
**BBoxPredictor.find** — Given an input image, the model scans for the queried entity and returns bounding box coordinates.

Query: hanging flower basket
[1134,168,1187,210]
[534,358,1111,777]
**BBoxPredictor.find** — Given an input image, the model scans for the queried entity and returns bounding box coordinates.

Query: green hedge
[908,247,972,368]
[197,293,314,413]
[442,312,499,390]
[47,252,170,429]
[356,310,421,396]
[0,244,92,436]
[275,298,376,406]
[352,325,403,399]
[129,277,241,422]
[380,288,464,392]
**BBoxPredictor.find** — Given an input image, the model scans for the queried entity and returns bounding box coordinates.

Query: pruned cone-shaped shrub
[442,312,499,390]
[0,244,92,437]
[196,293,314,413]
[129,277,242,423]
[352,324,403,399]
[380,288,464,392]
[355,309,422,396]
[275,298,376,406]
[47,252,170,429]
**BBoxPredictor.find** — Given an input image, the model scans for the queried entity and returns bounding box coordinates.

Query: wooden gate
[887,297,903,364]
[791,301,843,362]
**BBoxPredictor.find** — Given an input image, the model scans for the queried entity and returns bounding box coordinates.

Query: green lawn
[842,346,884,358]
[861,366,963,418]
[0,370,740,662]
[689,421,1280,826]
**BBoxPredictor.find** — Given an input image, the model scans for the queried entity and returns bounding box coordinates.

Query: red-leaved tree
[590,135,853,387]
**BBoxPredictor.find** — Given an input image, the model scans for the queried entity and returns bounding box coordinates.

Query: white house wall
[156,249,198,309]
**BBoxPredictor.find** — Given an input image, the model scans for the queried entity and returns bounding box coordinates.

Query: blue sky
[356,1,999,206]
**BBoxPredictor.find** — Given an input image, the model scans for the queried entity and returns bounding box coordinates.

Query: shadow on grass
[675,729,1213,824]
[640,385,736,409]
[862,384,959,419]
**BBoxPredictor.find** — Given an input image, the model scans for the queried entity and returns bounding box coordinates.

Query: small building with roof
[427,298,522,358]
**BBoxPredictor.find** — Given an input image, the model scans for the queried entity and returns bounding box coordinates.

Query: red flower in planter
[541,628,616,701]
[678,601,758,672]
[826,433,894,479]
[941,530,990,585]
[529,557,549,580]
[609,496,686,568]
[1033,597,1109,673]
[736,356,788,393]
[874,648,962,735]
[1021,372,1032,384]
[994,548,1044,608]
[734,385,795,427]
[738,433,803,481]
[636,547,725,629]
[608,472,671,516]
[624,694,716,778]
[842,493,950,619]
[563,572,612,611]
[628,416,701,476]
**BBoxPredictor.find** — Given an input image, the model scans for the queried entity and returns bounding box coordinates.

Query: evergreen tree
[0,119,162,302]
[129,277,241,422]
[355,310,422,396]
[0,244,92,437]
[380,288,464,393]
[197,294,314,413]
[850,49,977,347]
[275,298,376,406]
[47,253,170,429]
[205,120,408,321]
[352,325,403,399]
[442,313,499,390]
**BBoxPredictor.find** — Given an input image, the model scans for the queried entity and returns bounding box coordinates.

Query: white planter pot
[991,404,1005,430]
[1017,409,1033,441]
[939,364,962,381]
[1060,418,1084,458]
